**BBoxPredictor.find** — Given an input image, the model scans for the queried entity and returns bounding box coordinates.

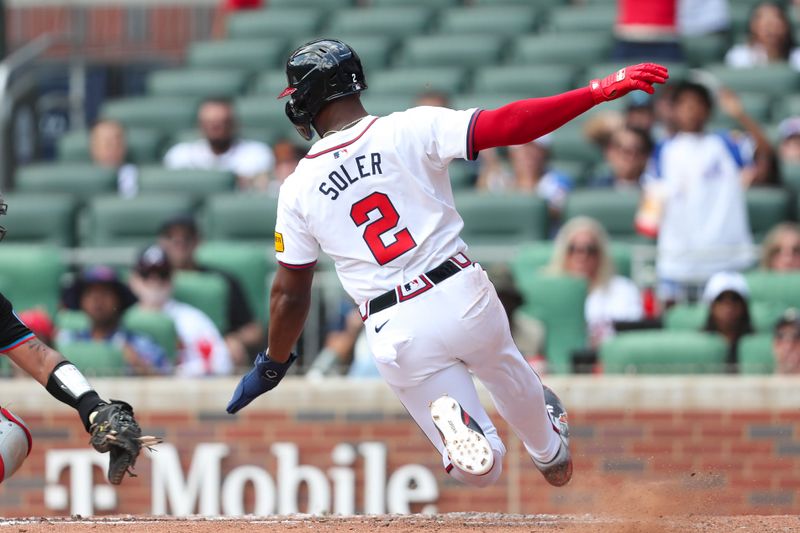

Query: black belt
[362,253,472,319]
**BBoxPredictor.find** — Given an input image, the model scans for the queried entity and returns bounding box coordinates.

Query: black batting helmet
[278,39,367,141]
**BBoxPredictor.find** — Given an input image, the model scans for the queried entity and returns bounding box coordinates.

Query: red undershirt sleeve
[470,86,597,156]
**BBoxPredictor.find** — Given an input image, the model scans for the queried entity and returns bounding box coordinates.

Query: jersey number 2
[350,192,416,265]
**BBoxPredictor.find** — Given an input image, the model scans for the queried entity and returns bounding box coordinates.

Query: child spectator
[702,271,754,370]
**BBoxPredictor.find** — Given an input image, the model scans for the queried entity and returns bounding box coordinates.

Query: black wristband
[46,360,105,432]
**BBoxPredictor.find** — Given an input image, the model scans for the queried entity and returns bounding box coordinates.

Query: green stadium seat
[101,97,198,133]
[600,331,728,374]
[136,167,236,197]
[57,127,165,164]
[451,93,530,112]
[745,271,800,308]
[234,95,287,130]
[83,194,194,247]
[682,34,730,67]
[367,67,467,97]
[710,92,772,130]
[665,301,787,334]
[122,307,178,361]
[472,65,576,98]
[438,6,537,36]
[513,274,587,374]
[173,270,229,333]
[398,35,505,69]
[747,187,792,241]
[510,33,613,67]
[512,240,633,280]
[564,189,642,241]
[475,0,566,6]
[373,0,457,5]
[252,68,291,96]
[781,162,800,194]
[360,94,416,117]
[738,333,775,374]
[55,310,91,332]
[286,35,394,71]
[548,4,617,32]
[455,192,548,245]
[448,160,476,191]
[774,94,800,119]
[226,8,324,40]
[325,7,431,38]
[2,193,77,246]
[187,39,287,71]
[196,241,272,323]
[55,341,126,377]
[0,245,65,315]
[548,123,602,164]
[147,69,250,99]
[269,0,352,7]
[552,159,589,186]
[0,356,10,377]
[706,64,800,97]
[203,193,279,243]
[15,163,117,200]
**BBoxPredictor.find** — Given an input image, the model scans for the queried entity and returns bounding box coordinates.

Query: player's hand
[589,63,669,104]
[226,351,298,414]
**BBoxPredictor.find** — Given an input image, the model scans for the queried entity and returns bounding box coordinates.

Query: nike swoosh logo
[375,319,390,333]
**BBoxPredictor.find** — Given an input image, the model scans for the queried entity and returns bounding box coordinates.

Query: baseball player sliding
[228,39,668,488]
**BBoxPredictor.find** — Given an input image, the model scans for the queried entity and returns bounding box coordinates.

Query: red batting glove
[589,63,669,104]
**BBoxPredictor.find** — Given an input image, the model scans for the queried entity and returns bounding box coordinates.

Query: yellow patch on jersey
[274,232,285,253]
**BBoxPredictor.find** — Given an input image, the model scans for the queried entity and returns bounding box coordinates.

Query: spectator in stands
[90,120,138,198]
[725,1,800,70]
[773,308,800,374]
[306,307,380,379]
[59,266,171,376]
[701,271,754,369]
[270,140,305,194]
[546,217,643,348]
[624,93,657,134]
[650,82,760,302]
[613,0,684,62]
[590,126,655,188]
[163,97,275,191]
[777,117,800,163]
[760,222,800,271]
[128,245,232,376]
[157,215,263,366]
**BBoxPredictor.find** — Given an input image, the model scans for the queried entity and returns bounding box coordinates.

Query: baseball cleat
[430,395,494,476]
[532,385,573,487]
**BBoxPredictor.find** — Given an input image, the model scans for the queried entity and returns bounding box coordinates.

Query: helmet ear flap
[285,100,314,141]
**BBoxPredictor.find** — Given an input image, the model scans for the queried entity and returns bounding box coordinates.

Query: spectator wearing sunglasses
[546,217,643,347]
[773,308,800,374]
[128,245,232,377]
[590,126,655,189]
[701,271,754,370]
[760,223,800,272]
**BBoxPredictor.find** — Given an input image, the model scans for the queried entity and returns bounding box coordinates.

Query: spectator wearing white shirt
[725,1,800,71]
[90,120,139,198]
[163,98,275,190]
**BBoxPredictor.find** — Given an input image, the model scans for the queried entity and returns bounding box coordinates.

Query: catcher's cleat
[430,395,494,476]
[532,385,573,487]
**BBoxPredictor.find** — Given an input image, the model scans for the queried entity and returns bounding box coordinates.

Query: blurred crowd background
[0,0,799,379]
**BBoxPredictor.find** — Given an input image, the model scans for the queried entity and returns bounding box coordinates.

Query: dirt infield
[1,514,799,532]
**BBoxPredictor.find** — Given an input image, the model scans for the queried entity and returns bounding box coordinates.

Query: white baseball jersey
[274,106,480,304]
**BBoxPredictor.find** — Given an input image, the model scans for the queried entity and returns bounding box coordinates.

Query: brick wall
[0,377,798,516]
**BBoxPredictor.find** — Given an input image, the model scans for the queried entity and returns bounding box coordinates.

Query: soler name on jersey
[318,152,383,201]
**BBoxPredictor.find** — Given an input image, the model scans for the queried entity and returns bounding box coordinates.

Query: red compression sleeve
[471,87,596,154]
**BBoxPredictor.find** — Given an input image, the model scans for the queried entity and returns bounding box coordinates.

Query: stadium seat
[451,93,530,112]
[286,35,394,71]
[706,64,800,97]
[548,123,603,164]
[324,7,431,38]
[15,163,117,201]
[475,0,566,6]
[398,35,505,69]
[252,69,290,96]
[0,245,65,315]
[513,274,587,374]
[710,92,772,129]
[666,301,787,333]
[548,4,617,32]
[373,0,458,5]
[226,8,324,40]
[564,189,642,240]
[55,310,91,332]
[187,39,287,71]
[746,187,792,241]
[55,341,126,377]
[552,159,589,186]
[196,241,272,323]
[57,127,165,164]
[745,271,800,308]
[448,160,476,191]
[781,163,800,194]
[360,94,416,117]
[83,194,194,247]
[122,308,178,361]
[471,65,576,98]
[2,193,77,246]
[774,94,800,119]
[136,167,236,197]
[437,6,537,36]
[173,270,229,333]
[0,356,9,377]
[512,240,633,280]
[738,333,775,374]
[234,95,286,131]
[269,0,352,7]
[681,34,729,67]
[101,97,198,133]
[203,193,279,243]
[510,32,613,68]
[146,69,250,99]
[455,192,548,245]
[600,331,728,374]
[367,67,467,97]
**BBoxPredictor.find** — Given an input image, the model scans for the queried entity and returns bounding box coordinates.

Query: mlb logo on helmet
[0,407,33,482]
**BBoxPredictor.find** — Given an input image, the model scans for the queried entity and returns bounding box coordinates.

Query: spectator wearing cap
[590,126,655,189]
[760,222,800,271]
[701,271,754,369]
[777,117,800,164]
[157,215,263,366]
[59,266,171,376]
[773,308,800,374]
[90,120,139,198]
[163,98,275,191]
[128,245,232,376]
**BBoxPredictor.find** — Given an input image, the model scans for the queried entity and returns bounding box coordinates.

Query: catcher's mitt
[89,400,161,485]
